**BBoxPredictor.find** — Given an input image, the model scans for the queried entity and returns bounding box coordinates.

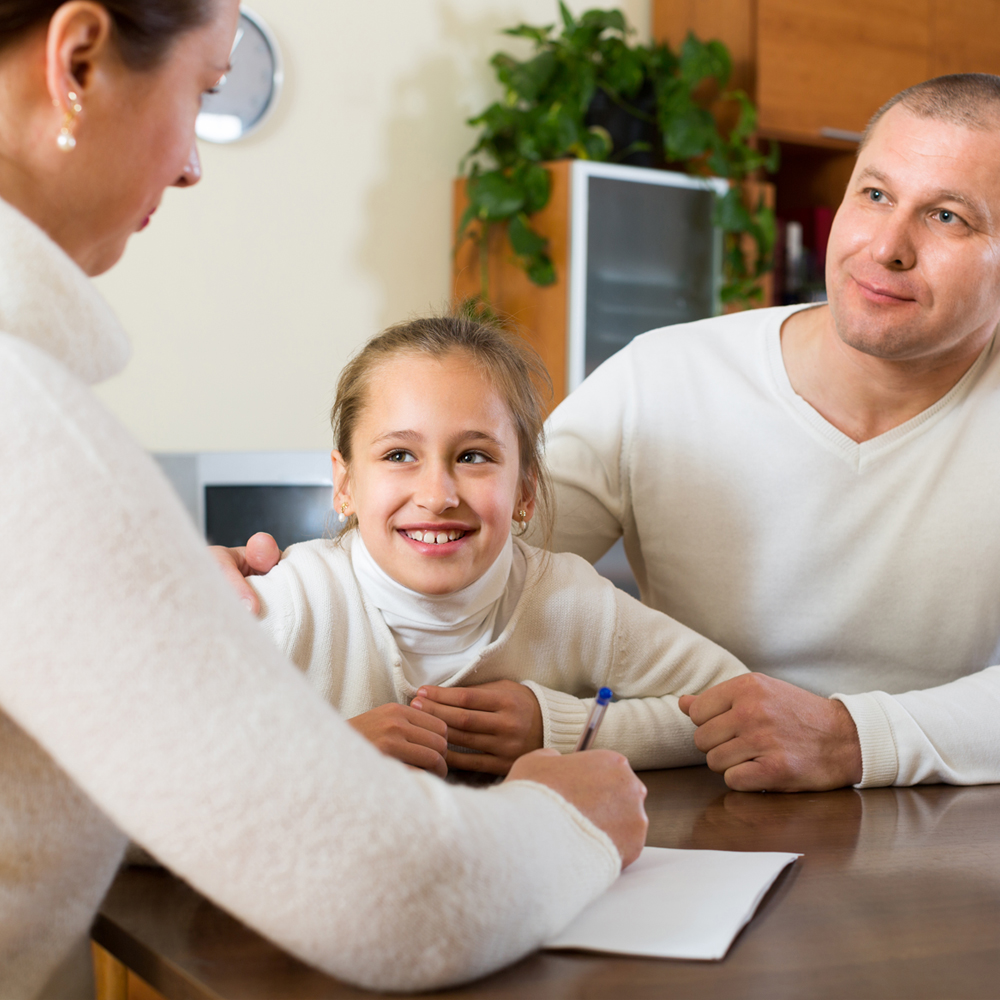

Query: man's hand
[208,532,281,614]
[412,680,543,775]
[678,673,863,792]
[507,748,648,867]
[348,703,449,779]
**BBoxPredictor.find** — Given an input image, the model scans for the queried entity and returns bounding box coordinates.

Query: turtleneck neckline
[350,531,514,688]
[0,196,129,384]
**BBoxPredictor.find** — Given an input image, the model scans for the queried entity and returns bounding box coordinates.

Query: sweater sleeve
[524,556,748,769]
[0,339,620,992]
[832,665,1000,788]
[539,346,634,561]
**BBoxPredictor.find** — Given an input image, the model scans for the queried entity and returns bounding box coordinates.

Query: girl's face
[334,351,533,596]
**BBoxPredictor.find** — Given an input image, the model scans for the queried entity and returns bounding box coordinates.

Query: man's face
[826,104,1000,364]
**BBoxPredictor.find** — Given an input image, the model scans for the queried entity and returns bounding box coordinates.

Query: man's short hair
[861,73,1000,148]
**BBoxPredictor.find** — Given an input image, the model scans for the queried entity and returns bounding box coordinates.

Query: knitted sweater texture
[249,532,749,768]
[0,198,620,999]
[544,306,1000,788]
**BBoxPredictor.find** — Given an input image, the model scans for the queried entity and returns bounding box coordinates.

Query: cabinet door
[756,0,931,143]
[930,0,1000,75]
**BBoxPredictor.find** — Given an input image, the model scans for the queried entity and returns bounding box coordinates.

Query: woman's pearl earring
[56,92,82,152]
[338,501,349,524]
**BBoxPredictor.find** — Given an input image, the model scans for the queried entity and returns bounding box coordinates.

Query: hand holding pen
[575,687,613,752]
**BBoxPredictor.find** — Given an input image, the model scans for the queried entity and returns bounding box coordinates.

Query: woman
[0,3,647,997]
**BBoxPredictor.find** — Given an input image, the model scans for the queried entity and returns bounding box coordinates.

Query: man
[221,74,1000,793]
[545,73,1000,792]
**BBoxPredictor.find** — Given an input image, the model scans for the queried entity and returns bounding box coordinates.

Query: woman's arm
[0,340,642,992]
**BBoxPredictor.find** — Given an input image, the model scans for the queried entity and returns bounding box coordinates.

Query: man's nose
[870,210,916,270]
[173,143,202,188]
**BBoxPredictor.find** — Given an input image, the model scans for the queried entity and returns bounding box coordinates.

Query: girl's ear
[516,473,538,522]
[331,449,351,512]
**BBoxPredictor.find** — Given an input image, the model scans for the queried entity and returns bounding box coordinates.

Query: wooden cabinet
[452,164,772,410]
[755,0,929,144]
[656,0,1000,149]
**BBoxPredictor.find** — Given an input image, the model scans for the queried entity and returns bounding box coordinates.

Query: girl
[247,314,748,776]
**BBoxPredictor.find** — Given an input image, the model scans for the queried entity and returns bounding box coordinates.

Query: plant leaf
[520,163,551,214]
[471,171,525,220]
[508,212,548,257]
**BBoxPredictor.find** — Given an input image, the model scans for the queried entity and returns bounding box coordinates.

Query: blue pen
[574,687,613,751]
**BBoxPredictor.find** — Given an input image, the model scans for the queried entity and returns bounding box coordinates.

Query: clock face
[196,7,282,143]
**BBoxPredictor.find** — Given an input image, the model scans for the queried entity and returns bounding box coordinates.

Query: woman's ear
[45,2,114,109]
[331,449,351,512]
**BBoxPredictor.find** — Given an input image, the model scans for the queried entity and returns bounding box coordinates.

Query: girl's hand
[347,704,449,779]
[412,681,544,775]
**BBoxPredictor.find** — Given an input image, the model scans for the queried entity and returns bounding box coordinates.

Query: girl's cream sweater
[249,532,749,769]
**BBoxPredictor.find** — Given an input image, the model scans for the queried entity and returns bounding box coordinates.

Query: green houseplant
[457,4,779,309]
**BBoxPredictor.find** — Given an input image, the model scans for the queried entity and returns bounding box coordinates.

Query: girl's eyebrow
[371,429,506,449]
[372,430,422,445]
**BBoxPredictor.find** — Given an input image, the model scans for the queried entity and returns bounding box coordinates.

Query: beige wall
[93,0,650,451]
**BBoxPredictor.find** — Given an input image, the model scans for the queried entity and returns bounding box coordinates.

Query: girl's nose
[416,463,458,513]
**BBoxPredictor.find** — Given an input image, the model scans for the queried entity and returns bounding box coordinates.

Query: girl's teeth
[406,529,465,544]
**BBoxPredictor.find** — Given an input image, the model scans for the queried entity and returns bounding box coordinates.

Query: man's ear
[332,449,351,511]
[45,2,114,110]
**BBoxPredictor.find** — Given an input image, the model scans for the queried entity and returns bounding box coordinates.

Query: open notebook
[546,846,799,960]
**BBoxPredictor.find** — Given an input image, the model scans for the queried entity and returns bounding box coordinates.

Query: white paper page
[546,846,799,961]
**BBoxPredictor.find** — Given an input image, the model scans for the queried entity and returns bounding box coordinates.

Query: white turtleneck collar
[350,531,516,688]
[0,196,130,385]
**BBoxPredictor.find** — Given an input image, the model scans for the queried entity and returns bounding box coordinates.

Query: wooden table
[92,766,1000,1000]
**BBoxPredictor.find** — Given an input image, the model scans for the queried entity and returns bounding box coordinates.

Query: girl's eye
[457,451,489,464]
[385,449,414,463]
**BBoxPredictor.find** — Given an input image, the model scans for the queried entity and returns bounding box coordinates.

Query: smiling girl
[246,314,749,777]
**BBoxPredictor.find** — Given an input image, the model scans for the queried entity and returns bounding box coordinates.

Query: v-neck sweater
[0,196,620,999]
[544,304,1000,788]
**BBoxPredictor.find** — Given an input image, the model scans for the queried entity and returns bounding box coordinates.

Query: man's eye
[869,189,884,202]
[939,209,955,223]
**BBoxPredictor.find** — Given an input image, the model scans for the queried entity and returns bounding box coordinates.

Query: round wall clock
[196,6,283,144]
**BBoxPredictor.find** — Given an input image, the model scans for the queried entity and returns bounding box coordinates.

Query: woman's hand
[208,531,281,614]
[507,748,648,868]
[348,704,449,779]
[412,680,544,775]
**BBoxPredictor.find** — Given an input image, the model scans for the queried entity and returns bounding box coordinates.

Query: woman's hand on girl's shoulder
[348,703,449,779]
[208,531,281,614]
[411,681,543,775]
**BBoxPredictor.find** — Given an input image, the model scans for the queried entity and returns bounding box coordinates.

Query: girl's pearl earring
[518,509,528,531]
[338,501,349,524]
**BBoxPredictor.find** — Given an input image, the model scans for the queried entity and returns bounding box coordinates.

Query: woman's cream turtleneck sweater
[0,198,621,999]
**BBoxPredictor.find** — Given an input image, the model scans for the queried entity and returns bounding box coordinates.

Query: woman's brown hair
[0,0,214,69]
[331,313,554,542]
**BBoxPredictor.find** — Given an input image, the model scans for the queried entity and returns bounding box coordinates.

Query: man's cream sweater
[0,198,621,999]
[248,533,749,769]
[544,306,1000,788]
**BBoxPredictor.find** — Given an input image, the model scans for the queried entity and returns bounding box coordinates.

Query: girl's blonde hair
[331,313,553,540]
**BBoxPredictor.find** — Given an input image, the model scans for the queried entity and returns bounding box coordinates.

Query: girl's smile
[333,350,533,596]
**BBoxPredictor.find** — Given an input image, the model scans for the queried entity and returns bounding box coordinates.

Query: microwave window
[205,485,333,550]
